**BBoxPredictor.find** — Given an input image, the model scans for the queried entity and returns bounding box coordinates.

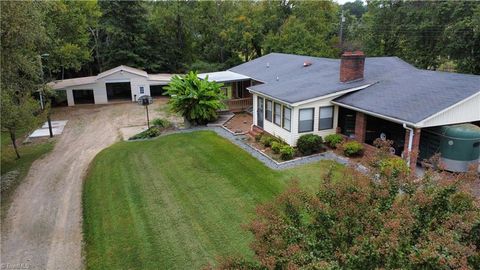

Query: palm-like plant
[164,71,226,126]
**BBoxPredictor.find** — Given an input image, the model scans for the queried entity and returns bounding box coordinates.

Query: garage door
[106,82,132,101]
[73,89,95,104]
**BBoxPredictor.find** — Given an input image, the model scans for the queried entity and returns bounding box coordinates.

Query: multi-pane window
[282,107,291,131]
[274,103,281,126]
[299,108,314,133]
[139,86,145,94]
[319,106,334,130]
[265,99,273,122]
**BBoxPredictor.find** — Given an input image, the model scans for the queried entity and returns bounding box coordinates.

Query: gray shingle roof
[228,53,480,124]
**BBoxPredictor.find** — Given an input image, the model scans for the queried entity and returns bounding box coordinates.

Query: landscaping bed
[247,133,328,162]
[128,118,174,140]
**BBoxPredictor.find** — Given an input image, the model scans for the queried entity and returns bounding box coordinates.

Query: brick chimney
[340,51,365,82]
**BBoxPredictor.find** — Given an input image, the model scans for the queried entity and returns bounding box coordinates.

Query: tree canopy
[3,0,479,78]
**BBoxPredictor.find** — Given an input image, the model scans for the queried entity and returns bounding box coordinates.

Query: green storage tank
[420,124,480,172]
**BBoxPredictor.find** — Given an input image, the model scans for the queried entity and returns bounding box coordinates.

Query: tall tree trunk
[89,27,103,72]
[10,130,20,159]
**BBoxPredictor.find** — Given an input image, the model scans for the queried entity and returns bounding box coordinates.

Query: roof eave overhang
[247,83,374,107]
[415,90,480,127]
[331,100,420,128]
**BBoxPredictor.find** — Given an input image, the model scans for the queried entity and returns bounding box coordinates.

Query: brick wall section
[354,112,367,143]
[340,51,366,82]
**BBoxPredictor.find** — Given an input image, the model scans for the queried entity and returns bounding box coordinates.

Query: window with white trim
[282,106,291,131]
[139,86,145,94]
[274,102,281,126]
[319,106,334,130]
[265,99,273,122]
[299,108,314,133]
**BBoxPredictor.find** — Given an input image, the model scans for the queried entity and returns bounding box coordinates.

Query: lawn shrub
[271,141,283,154]
[324,134,343,148]
[379,156,410,177]
[151,118,171,129]
[260,135,275,147]
[254,133,263,142]
[296,134,323,155]
[129,127,161,140]
[280,145,295,160]
[342,141,363,156]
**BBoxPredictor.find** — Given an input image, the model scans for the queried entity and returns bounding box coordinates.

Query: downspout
[403,123,414,166]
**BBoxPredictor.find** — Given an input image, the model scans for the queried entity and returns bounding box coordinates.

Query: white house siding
[252,93,340,146]
[418,92,480,128]
[292,98,339,145]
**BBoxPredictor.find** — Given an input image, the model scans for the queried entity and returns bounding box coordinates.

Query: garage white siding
[98,70,150,102]
[50,66,171,106]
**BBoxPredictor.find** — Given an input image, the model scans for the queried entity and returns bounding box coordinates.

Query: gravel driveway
[1,99,179,270]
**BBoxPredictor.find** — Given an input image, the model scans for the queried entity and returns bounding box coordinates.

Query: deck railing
[225,97,253,112]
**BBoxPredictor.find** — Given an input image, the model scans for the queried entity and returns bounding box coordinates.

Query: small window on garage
[319,106,334,130]
[140,86,145,94]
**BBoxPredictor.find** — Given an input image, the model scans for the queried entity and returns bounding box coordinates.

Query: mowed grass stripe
[83,131,343,269]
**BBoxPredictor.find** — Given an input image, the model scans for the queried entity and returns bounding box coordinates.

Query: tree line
[2,0,479,80]
[1,0,479,157]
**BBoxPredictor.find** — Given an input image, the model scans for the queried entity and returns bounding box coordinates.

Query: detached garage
[48,65,172,106]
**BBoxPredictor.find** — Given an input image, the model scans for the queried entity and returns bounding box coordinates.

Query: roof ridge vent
[303,61,312,67]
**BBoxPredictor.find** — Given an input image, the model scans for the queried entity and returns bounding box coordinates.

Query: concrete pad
[29,121,68,138]
[42,120,68,129]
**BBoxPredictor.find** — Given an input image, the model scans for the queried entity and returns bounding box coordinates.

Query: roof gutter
[246,87,294,106]
[331,101,420,128]
[402,123,414,166]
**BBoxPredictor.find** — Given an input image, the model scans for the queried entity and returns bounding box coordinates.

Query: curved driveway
[1,101,171,269]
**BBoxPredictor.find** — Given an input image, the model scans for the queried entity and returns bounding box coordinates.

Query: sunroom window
[274,103,281,126]
[299,108,314,133]
[283,107,291,131]
[265,100,273,122]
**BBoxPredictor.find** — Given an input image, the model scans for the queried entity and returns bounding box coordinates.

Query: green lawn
[1,132,55,219]
[83,131,344,269]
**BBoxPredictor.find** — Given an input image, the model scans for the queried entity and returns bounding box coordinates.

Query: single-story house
[199,52,480,171]
[48,65,172,106]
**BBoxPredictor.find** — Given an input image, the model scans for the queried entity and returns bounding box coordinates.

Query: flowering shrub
[212,167,480,269]
[379,156,410,177]
[324,134,343,148]
[342,141,363,156]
